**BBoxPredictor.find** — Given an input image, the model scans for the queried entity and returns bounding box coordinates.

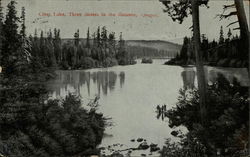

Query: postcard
[0,0,249,157]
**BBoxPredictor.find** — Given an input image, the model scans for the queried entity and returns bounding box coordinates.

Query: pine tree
[53,28,62,63]
[47,29,56,67]
[73,29,80,67]
[31,29,39,58]
[92,32,96,46]
[34,29,38,40]
[118,32,125,51]
[19,7,31,63]
[235,34,239,39]
[179,36,189,60]
[86,27,90,48]
[108,32,116,57]
[108,32,115,47]
[47,29,53,41]
[219,26,224,44]
[117,32,128,65]
[39,30,45,55]
[227,28,232,40]
[101,26,107,47]
[20,7,26,39]
[97,26,100,47]
[74,29,79,46]
[2,0,21,74]
[0,0,3,24]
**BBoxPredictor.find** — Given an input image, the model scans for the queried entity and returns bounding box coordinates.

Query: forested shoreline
[166,26,249,68]
[29,26,136,70]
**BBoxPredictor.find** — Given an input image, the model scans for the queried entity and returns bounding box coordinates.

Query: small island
[141,58,153,64]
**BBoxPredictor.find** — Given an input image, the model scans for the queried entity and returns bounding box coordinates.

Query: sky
[1,0,250,44]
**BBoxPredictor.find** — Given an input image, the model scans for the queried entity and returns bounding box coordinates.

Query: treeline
[0,1,106,156]
[166,26,248,68]
[127,46,176,58]
[29,26,135,70]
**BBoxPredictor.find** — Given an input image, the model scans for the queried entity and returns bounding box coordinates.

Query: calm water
[47,59,249,156]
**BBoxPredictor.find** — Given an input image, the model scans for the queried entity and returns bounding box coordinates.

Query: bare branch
[216,11,237,21]
[227,21,239,27]
[223,4,235,10]
[233,27,240,30]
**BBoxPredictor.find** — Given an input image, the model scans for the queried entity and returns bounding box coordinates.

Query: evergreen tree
[219,26,224,44]
[20,7,26,39]
[73,29,80,67]
[39,30,45,56]
[2,0,21,74]
[108,32,115,47]
[86,27,90,48]
[53,28,62,63]
[0,0,3,24]
[101,26,107,48]
[74,29,80,47]
[117,32,128,65]
[92,32,97,47]
[47,29,53,41]
[235,34,239,39]
[118,32,125,51]
[31,29,39,58]
[34,29,38,40]
[108,32,116,57]
[97,26,100,47]
[19,7,31,63]
[227,28,232,40]
[46,29,56,67]
[179,37,189,61]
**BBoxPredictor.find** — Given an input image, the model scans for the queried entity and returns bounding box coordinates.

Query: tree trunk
[234,0,249,44]
[235,0,250,64]
[191,0,207,125]
[0,0,2,68]
[234,1,250,151]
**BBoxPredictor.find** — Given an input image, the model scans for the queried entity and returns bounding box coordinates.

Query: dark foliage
[29,26,135,70]
[164,74,249,156]
[0,1,107,156]
[165,30,247,68]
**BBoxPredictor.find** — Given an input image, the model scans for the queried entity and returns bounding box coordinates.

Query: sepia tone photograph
[0,0,249,157]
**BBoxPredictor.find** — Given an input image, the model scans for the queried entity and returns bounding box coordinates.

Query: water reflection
[119,72,125,88]
[49,70,125,97]
[156,66,249,122]
[206,67,249,87]
[181,68,196,90]
[156,104,167,121]
[180,67,249,89]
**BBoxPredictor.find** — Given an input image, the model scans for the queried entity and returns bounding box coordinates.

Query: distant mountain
[61,39,181,50]
[61,38,87,45]
[125,40,181,58]
[125,40,182,52]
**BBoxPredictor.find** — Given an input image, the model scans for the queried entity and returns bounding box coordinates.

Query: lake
[47,59,249,156]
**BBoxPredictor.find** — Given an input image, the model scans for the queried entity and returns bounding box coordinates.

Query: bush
[103,57,118,67]
[141,58,153,64]
[79,57,96,69]
[164,74,249,156]
[0,92,106,157]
